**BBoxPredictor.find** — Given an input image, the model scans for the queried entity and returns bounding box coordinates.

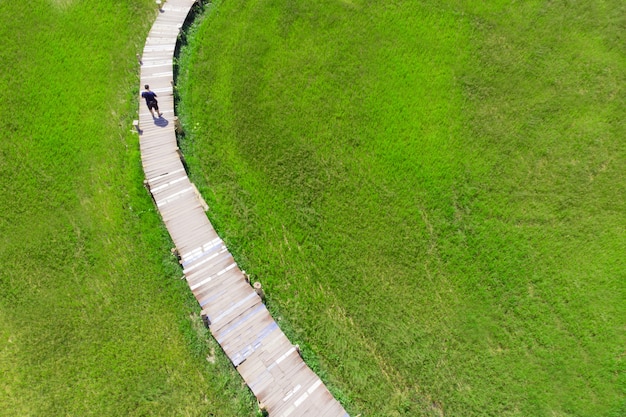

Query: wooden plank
[183,243,230,275]
[219,313,275,361]
[205,290,260,328]
[160,204,209,225]
[162,208,210,232]
[240,335,294,395]
[271,367,323,413]
[220,311,275,358]
[213,302,267,344]
[192,269,245,306]
[179,237,224,266]
[244,334,294,378]
[186,255,238,287]
[173,231,222,257]
[139,145,179,157]
[241,331,294,375]
[261,361,308,407]
[185,252,235,285]
[147,171,187,191]
[273,373,322,417]
[141,152,180,166]
[171,227,219,253]
[162,214,215,243]
[193,270,250,308]
[187,258,238,289]
[143,164,186,181]
[151,178,193,199]
[229,321,280,367]
[198,278,255,314]
[192,269,248,306]
[292,381,335,417]
[178,236,223,262]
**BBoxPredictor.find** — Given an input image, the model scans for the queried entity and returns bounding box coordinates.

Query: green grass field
[177,0,626,416]
[0,1,255,415]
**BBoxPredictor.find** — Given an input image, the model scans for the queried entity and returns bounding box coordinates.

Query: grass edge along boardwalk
[138,1,349,416]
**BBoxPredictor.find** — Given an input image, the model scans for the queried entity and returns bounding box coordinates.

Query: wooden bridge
[137,1,349,416]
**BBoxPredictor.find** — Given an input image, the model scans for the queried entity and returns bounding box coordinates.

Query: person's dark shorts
[147,100,159,111]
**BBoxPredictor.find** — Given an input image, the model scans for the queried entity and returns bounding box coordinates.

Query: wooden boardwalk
[138,1,348,416]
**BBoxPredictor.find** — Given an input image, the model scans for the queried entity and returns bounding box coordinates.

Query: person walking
[141,84,163,118]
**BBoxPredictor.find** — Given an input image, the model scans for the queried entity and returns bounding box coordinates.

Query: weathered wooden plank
[143,163,186,181]
[140,148,179,160]
[273,373,322,417]
[249,340,302,396]
[161,218,209,243]
[147,171,188,191]
[181,239,230,267]
[205,290,260,328]
[170,228,221,255]
[168,204,207,231]
[158,200,205,225]
[150,177,192,197]
[191,266,245,298]
[138,136,175,147]
[187,259,237,289]
[192,272,246,302]
[197,277,253,313]
[179,237,224,265]
[219,310,274,356]
[139,137,177,150]
[262,361,308,406]
[152,185,196,207]
[293,381,336,417]
[185,251,235,283]
[241,336,295,395]
[229,320,280,367]
[271,366,328,415]
[185,253,237,282]
[177,235,222,261]
[213,302,267,344]
[193,273,249,310]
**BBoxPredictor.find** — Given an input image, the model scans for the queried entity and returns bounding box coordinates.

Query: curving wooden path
[138,1,349,416]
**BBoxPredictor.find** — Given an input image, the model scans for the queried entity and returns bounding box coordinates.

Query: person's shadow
[154,117,169,128]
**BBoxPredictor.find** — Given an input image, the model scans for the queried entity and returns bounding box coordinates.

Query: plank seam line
[180,237,224,262]
[215,304,266,343]
[272,346,297,368]
[155,186,194,207]
[184,247,229,274]
[149,167,186,183]
[210,292,258,325]
[150,176,187,193]
[188,261,236,290]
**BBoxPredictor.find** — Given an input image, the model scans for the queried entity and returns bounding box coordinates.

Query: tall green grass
[178,0,625,415]
[0,1,255,415]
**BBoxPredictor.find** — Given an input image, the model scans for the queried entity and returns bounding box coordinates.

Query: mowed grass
[177,0,626,416]
[0,1,255,415]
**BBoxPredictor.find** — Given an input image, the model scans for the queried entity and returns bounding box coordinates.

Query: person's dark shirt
[142,90,157,103]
